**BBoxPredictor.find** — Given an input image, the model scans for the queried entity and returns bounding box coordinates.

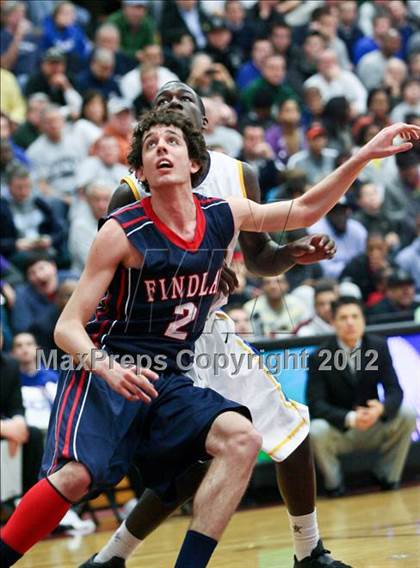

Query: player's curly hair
[127,110,207,186]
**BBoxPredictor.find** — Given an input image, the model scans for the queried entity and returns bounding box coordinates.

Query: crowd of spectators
[1,1,420,509]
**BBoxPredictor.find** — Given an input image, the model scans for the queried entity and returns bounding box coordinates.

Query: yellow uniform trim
[121,175,141,201]
[237,161,247,198]
[268,417,308,457]
[215,310,230,320]
[234,335,309,456]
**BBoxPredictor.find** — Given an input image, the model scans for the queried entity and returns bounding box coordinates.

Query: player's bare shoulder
[108,182,139,214]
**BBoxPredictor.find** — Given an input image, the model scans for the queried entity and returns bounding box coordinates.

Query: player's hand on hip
[219,262,239,296]
[102,363,159,403]
[357,122,420,161]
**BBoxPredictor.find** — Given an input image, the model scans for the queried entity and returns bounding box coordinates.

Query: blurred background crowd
[0,0,419,531]
[1,0,419,352]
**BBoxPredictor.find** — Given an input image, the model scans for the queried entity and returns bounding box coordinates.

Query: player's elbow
[53,319,67,351]
[296,203,316,228]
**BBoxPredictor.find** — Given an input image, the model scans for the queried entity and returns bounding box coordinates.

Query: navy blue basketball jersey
[86,193,235,369]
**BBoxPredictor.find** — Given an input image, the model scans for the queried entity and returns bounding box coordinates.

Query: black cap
[43,47,65,62]
[387,269,415,288]
[206,17,228,33]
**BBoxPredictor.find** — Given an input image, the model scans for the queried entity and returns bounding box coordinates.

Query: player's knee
[226,421,262,464]
[49,462,91,501]
[397,405,417,432]
[310,419,331,442]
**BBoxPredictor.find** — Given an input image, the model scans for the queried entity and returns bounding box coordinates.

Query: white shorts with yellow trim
[188,311,310,462]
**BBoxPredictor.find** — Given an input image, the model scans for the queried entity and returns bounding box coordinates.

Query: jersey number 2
[164,302,198,340]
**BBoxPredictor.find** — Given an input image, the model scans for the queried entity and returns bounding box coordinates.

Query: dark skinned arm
[107,182,137,214]
[238,162,335,277]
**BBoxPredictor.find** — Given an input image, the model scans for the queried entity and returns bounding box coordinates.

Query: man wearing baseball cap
[24,47,81,114]
[288,123,339,185]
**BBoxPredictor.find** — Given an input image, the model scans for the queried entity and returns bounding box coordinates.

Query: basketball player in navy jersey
[78,84,419,568]
[1,110,418,568]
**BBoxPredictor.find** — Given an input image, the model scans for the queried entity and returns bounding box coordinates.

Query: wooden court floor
[16,486,420,568]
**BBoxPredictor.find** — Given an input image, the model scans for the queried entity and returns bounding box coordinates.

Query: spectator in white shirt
[390,79,420,123]
[296,282,338,337]
[69,181,113,273]
[357,28,402,91]
[119,44,179,103]
[304,49,367,115]
[383,57,408,102]
[203,96,242,158]
[287,124,338,185]
[307,198,368,279]
[26,104,84,202]
[244,274,308,337]
[311,6,351,70]
[75,135,126,189]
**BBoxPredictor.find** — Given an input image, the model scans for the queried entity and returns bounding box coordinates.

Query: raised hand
[357,122,420,162]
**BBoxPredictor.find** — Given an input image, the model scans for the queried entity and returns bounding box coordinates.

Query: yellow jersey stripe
[237,161,247,198]
[121,175,141,201]
[268,417,308,457]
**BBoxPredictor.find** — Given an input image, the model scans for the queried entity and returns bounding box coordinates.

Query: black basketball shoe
[79,555,125,568]
[293,540,353,567]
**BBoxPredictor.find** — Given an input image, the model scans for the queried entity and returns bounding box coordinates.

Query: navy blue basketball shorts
[41,368,250,499]
[41,368,144,493]
[134,371,251,503]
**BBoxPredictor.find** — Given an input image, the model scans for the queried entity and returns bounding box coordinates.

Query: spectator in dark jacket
[237,122,278,199]
[11,253,77,334]
[0,0,40,82]
[76,48,121,100]
[307,296,416,495]
[0,165,64,268]
[204,17,243,77]
[340,232,396,303]
[353,182,397,242]
[11,93,49,151]
[24,48,82,115]
[367,269,419,324]
[159,0,209,50]
[337,1,364,62]
[163,32,194,83]
[224,0,254,58]
[40,1,91,74]
[92,23,137,79]
[0,335,44,493]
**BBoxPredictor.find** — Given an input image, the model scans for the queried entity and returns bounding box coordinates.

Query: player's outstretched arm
[230,123,419,234]
[237,164,335,277]
[54,220,158,402]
